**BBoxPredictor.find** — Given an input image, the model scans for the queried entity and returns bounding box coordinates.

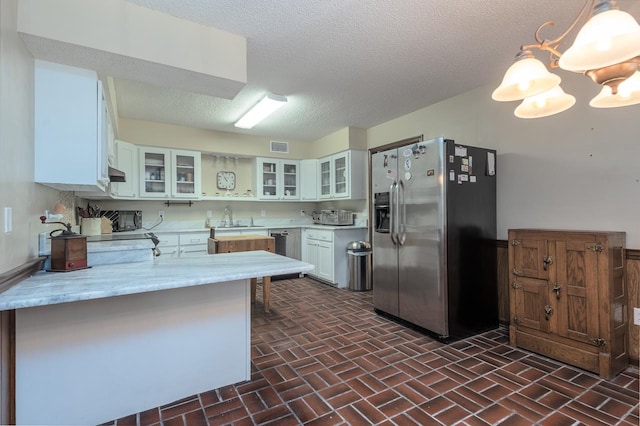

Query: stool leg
[263,276,271,313]
[250,278,257,304]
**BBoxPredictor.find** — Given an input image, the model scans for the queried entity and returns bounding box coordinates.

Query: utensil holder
[81,218,102,236]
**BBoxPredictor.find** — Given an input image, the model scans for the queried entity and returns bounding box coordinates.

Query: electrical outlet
[4,207,12,233]
[260,209,266,217]
[206,210,212,218]
[300,210,305,217]
[158,210,164,219]
[634,308,640,326]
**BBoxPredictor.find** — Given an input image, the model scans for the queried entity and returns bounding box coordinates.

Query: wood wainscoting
[497,242,640,363]
[627,249,640,361]
[496,240,510,326]
[0,257,45,425]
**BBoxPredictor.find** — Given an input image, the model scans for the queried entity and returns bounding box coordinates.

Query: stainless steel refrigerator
[371,137,497,341]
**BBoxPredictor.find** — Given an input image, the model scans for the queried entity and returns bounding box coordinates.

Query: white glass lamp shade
[559,8,640,72]
[492,57,561,101]
[514,86,576,118]
[590,71,640,107]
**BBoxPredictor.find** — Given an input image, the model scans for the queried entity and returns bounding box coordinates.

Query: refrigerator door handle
[389,181,398,245]
[398,179,406,246]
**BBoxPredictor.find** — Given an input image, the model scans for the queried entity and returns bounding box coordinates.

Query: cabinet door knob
[552,283,561,299]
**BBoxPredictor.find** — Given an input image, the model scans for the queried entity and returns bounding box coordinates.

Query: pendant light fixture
[514,86,576,118]
[590,71,640,107]
[492,51,561,101]
[493,0,640,118]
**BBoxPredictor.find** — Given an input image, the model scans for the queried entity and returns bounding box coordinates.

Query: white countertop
[149,224,367,234]
[86,240,155,252]
[0,251,313,311]
[135,218,368,234]
[39,234,156,256]
[302,224,367,231]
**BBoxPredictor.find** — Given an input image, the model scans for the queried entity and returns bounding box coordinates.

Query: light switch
[634,308,640,326]
[4,207,12,233]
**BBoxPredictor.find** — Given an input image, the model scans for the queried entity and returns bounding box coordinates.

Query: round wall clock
[216,171,236,190]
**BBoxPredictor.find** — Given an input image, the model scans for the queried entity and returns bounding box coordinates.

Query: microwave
[101,210,142,232]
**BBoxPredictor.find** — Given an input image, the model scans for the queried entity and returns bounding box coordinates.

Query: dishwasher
[269,228,301,280]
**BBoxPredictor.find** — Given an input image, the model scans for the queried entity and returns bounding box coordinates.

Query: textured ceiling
[103,1,640,142]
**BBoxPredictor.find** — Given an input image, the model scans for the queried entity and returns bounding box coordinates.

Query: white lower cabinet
[156,233,180,258]
[302,227,367,288]
[155,232,209,258]
[316,240,333,281]
[178,233,210,257]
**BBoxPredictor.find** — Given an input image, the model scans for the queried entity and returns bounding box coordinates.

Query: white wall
[108,119,369,226]
[96,199,319,228]
[367,72,640,248]
[0,0,59,274]
[119,118,311,159]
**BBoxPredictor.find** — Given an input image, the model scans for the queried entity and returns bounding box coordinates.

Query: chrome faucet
[223,205,234,227]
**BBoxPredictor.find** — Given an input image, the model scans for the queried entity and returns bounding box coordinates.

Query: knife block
[49,235,89,272]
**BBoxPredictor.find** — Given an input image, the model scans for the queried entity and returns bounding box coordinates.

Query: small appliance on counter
[320,209,354,226]
[312,211,322,224]
[40,216,88,272]
[100,210,142,232]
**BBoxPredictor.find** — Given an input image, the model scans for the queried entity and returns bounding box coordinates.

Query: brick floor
[103,277,639,425]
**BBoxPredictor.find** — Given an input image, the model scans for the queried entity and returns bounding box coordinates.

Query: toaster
[320,209,354,226]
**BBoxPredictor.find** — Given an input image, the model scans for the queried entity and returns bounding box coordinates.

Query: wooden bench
[208,234,275,312]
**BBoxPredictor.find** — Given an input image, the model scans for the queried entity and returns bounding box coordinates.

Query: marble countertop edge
[0,252,314,311]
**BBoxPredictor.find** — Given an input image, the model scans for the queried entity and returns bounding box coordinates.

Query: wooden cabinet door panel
[555,240,599,344]
[514,277,550,333]
[512,239,549,280]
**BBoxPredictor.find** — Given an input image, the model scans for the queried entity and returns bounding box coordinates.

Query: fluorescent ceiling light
[234,93,287,129]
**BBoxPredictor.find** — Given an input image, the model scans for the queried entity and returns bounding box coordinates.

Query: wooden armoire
[508,229,628,379]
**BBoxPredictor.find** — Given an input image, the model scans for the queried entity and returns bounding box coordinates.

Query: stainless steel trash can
[347,241,372,291]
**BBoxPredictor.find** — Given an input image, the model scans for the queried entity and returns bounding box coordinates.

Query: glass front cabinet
[256,158,300,200]
[318,150,366,200]
[139,147,201,198]
[319,151,352,199]
[319,158,332,199]
[171,149,201,199]
[332,154,348,197]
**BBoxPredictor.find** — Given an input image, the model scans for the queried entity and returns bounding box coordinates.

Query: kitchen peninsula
[0,251,313,425]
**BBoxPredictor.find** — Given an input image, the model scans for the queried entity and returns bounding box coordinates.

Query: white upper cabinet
[140,147,170,198]
[256,158,300,200]
[172,149,202,199]
[300,159,318,201]
[139,147,201,199]
[34,60,110,192]
[110,140,139,199]
[318,150,366,200]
